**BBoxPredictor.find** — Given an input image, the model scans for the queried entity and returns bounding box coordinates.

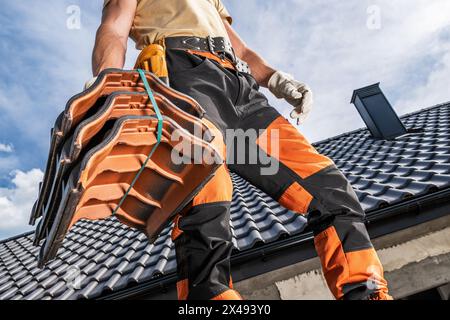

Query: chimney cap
[350,82,408,140]
[350,82,381,104]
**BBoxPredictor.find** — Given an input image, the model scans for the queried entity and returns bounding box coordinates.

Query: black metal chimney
[351,83,408,140]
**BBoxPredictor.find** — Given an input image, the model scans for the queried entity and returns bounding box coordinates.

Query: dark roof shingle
[1,102,449,300]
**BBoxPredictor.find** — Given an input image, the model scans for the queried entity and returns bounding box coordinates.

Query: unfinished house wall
[235,215,450,300]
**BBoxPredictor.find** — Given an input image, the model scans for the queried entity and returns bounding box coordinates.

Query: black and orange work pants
[141,48,391,300]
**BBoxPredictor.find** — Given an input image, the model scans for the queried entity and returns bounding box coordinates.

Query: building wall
[235,215,450,300]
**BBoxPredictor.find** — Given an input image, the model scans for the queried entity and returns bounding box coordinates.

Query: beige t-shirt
[104,0,233,49]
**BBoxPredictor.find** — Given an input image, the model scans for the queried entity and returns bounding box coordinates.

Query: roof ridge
[313,101,450,146]
[398,100,450,119]
[0,230,34,244]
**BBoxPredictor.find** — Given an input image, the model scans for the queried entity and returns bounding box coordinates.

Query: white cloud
[0,142,20,178]
[1,0,449,150]
[0,143,13,153]
[0,169,43,238]
[1,1,449,239]
[396,49,450,113]
[225,0,450,142]
[0,1,139,152]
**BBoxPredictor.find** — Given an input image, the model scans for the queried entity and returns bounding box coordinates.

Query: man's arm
[223,21,275,88]
[223,20,313,124]
[92,0,137,76]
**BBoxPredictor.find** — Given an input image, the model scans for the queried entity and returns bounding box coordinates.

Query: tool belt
[165,36,251,74]
[135,43,170,84]
[136,36,251,80]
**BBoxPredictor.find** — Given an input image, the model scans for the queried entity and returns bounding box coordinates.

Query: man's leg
[162,49,243,300]
[171,120,242,300]
[163,49,390,299]
[230,102,391,300]
[171,165,241,300]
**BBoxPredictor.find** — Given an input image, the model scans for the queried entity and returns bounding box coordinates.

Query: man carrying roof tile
[90,0,392,300]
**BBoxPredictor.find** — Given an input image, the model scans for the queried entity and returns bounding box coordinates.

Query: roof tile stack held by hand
[28,69,222,268]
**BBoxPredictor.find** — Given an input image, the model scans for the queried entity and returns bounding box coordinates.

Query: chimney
[351,83,408,140]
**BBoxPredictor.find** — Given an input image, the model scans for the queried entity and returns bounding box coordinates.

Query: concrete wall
[235,215,450,300]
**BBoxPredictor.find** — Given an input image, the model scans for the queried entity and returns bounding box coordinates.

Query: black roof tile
[58,288,76,300]
[0,280,15,293]
[15,274,33,287]
[1,102,450,299]
[18,280,39,296]
[0,287,18,300]
[53,264,70,277]
[40,274,59,289]
[78,280,99,299]
[24,287,45,300]
[46,280,68,298]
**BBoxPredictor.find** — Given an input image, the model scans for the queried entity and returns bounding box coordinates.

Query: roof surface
[1,102,449,300]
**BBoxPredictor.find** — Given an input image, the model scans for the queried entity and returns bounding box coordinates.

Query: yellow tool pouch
[135,40,169,85]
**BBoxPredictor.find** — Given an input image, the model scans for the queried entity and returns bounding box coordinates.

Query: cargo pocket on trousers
[167,49,212,75]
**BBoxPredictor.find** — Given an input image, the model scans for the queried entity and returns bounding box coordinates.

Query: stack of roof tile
[28,69,222,268]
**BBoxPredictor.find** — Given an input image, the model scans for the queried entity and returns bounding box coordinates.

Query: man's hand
[84,76,98,90]
[268,71,313,124]
[223,21,313,124]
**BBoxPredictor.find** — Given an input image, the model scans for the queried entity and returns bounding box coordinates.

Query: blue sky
[1,0,450,238]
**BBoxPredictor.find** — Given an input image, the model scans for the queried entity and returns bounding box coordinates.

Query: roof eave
[97,187,450,300]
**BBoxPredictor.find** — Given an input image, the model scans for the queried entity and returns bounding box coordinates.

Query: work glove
[84,76,98,90]
[268,71,313,125]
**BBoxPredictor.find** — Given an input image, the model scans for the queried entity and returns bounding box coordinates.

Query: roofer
[91,0,392,300]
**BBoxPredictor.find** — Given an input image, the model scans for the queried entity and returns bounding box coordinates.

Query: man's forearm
[223,21,275,87]
[240,48,276,88]
[91,0,136,76]
[92,24,128,76]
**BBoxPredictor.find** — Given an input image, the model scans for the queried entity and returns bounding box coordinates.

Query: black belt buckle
[207,36,216,55]
[206,36,237,65]
[228,47,237,64]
